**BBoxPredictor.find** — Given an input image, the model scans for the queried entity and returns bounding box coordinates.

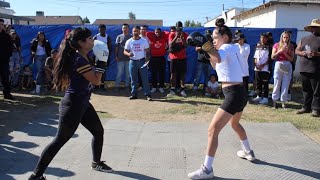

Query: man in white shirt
[93,24,112,90]
[252,33,271,104]
[124,26,151,101]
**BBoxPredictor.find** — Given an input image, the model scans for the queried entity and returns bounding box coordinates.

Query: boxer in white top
[187,18,255,179]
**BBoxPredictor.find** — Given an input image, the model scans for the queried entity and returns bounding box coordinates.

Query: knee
[94,127,104,138]
[207,124,221,138]
[230,121,241,131]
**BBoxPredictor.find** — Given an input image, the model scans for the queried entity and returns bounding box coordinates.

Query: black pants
[33,94,104,176]
[243,76,249,93]
[301,72,320,111]
[0,62,11,96]
[255,71,270,98]
[150,56,165,88]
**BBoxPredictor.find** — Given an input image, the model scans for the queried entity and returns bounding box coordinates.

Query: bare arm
[145,48,150,61]
[295,41,306,57]
[82,70,103,86]
[124,49,133,57]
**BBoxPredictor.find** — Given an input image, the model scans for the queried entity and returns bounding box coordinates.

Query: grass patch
[97,111,114,119]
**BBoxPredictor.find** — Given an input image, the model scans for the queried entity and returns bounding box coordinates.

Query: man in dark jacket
[0,19,14,100]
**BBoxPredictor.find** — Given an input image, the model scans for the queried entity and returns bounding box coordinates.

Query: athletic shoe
[237,150,256,161]
[181,90,187,97]
[187,165,214,179]
[129,95,138,100]
[287,94,292,101]
[150,88,157,93]
[252,96,261,102]
[296,108,311,114]
[248,90,256,97]
[282,102,287,110]
[311,110,320,117]
[273,100,277,109]
[259,98,268,105]
[167,90,175,97]
[91,161,114,173]
[28,174,47,180]
[159,88,165,93]
[146,95,152,101]
[205,92,212,97]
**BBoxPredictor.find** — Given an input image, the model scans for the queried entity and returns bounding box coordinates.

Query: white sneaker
[248,90,256,97]
[167,91,175,97]
[287,94,291,101]
[150,88,157,93]
[252,96,261,102]
[237,150,256,161]
[188,165,214,179]
[259,98,268,104]
[205,92,211,97]
[159,88,164,93]
[181,90,187,97]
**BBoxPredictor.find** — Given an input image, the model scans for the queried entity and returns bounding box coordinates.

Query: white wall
[0,7,15,24]
[235,6,277,28]
[204,8,244,27]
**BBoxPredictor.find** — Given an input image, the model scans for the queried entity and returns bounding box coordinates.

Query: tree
[83,16,90,24]
[184,20,202,27]
[128,12,136,20]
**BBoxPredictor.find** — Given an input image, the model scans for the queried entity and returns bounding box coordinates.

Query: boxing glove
[187,31,208,47]
[93,40,109,73]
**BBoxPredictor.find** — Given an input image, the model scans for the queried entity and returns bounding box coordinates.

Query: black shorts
[220,84,247,115]
[170,59,187,74]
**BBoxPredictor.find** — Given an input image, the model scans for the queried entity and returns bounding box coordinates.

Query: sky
[7,0,269,26]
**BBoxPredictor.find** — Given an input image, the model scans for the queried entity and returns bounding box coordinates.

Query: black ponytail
[215,18,232,43]
[53,27,92,90]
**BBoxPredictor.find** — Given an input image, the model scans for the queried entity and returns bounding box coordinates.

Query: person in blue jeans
[30,31,52,94]
[124,26,152,101]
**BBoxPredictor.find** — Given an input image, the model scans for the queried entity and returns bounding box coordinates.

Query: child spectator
[205,74,219,98]
[20,64,33,90]
[45,49,58,91]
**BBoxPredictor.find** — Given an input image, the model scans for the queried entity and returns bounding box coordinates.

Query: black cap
[205,29,212,35]
[176,21,183,28]
[234,33,245,41]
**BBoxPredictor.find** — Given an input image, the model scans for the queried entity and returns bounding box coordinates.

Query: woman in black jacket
[30,31,52,94]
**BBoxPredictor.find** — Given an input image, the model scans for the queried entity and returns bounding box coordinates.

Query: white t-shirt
[216,44,243,83]
[36,45,46,56]
[124,37,149,60]
[254,45,269,72]
[94,33,109,45]
[207,81,219,90]
[236,43,250,77]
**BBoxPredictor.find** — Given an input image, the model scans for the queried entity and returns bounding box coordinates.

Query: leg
[115,61,124,87]
[310,73,320,112]
[0,62,12,97]
[193,62,202,88]
[255,71,262,97]
[129,60,138,96]
[300,73,313,111]
[81,103,104,162]
[150,57,158,88]
[229,112,247,140]
[139,60,151,96]
[159,57,166,88]
[124,61,130,87]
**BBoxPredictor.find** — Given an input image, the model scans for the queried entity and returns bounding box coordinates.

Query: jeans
[193,62,211,89]
[34,55,47,85]
[129,59,150,96]
[272,61,292,102]
[115,61,130,87]
[9,52,21,87]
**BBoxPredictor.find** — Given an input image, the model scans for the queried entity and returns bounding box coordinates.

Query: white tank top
[36,45,46,56]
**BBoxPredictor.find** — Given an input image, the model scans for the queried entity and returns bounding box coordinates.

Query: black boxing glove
[187,31,208,47]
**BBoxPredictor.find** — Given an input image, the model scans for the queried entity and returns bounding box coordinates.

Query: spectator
[167,21,188,97]
[287,30,297,101]
[271,31,294,109]
[295,19,320,117]
[252,33,271,105]
[44,49,58,91]
[0,19,14,100]
[147,28,168,93]
[19,64,33,90]
[9,30,22,88]
[30,31,52,94]
[124,26,152,101]
[205,74,219,98]
[192,30,212,92]
[234,33,250,93]
[114,23,131,91]
[93,24,112,90]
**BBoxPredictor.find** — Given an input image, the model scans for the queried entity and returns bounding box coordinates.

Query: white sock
[203,155,214,171]
[240,139,252,153]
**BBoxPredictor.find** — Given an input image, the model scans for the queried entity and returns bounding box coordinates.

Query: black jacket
[30,38,52,57]
[0,30,13,63]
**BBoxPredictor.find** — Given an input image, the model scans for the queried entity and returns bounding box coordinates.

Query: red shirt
[147,32,168,57]
[168,32,188,60]
[273,42,293,61]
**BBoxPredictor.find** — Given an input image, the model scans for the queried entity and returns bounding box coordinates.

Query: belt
[130,58,145,61]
